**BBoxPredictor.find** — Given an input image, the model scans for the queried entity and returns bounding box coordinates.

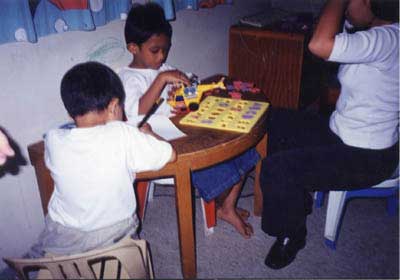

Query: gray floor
[1,174,398,279]
[140,174,399,279]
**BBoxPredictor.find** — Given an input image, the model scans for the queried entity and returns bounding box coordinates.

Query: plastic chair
[136,178,216,235]
[315,167,399,250]
[3,238,154,280]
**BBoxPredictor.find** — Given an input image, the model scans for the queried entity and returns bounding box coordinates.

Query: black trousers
[260,108,399,238]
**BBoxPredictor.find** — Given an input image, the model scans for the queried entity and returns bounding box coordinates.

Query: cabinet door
[229,26,304,109]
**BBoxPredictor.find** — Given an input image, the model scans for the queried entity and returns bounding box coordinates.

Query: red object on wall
[199,0,227,9]
[49,0,88,10]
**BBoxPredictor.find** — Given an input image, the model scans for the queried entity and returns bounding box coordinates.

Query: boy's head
[124,3,172,70]
[61,61,125,121]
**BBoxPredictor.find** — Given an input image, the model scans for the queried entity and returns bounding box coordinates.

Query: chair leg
[201,199,216,235]
[138,179,217,236]
[324,238,336,250]
[324,191,347,249]
[386,194,399,216]
[135,181,150,221]
[148,181,155,202]
[315,191,325,208]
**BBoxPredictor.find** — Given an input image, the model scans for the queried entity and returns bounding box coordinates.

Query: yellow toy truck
[168,78,226,112]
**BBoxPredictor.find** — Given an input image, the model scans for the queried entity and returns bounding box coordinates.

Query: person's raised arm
[138,70,190,115]
[308,0,347,59]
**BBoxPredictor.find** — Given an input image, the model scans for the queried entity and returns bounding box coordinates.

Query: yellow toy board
[179,96,269,133]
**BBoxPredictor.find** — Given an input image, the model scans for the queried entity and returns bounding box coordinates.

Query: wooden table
[27,90,268,279]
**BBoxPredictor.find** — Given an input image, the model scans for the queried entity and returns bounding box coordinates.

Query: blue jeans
[192,148,260,202]
[261,108,399,238]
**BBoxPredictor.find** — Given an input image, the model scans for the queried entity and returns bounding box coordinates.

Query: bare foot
[236,207,250,221]
[217,207,254,239]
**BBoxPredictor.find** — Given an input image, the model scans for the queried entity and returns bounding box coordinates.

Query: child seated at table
[118,2,259,238]
[30,61,176,257]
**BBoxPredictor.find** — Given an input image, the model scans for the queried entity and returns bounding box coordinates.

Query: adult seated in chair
[259,0,399,270]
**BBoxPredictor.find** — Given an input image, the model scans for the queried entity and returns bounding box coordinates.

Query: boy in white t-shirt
[30,61,176,257]
[119,3,260,238]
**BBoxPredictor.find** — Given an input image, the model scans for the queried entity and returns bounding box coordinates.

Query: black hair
[371,0,399,23]
[60,61,125,118]
[124,2,172,46]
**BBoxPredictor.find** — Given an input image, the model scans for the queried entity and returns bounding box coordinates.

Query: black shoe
[264,235,306,269]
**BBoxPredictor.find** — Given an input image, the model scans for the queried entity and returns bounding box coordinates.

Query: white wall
[0,0,323,270]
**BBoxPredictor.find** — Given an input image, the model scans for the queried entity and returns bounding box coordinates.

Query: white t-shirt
[328,22,399,149]
[118,64,176,120]
[45,121,172,231]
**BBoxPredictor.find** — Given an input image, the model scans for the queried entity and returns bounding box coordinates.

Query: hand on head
[345,0,375,28]
[0,130,15,165]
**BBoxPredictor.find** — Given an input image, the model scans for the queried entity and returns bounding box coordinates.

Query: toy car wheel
[189,102,199,111]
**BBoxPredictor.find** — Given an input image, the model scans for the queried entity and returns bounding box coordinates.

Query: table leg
[31,155,54,216]
[174,165,196,278]
[254,133,268,216]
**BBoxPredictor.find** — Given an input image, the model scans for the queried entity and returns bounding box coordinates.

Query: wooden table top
[136,80,269,177]
[28,76,269,181]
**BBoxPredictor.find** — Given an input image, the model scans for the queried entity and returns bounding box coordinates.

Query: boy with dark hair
[119,3,260,238]
[121,2,187,120]
[31,61,176,256]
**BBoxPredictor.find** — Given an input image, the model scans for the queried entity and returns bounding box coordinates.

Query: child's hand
[160,70,190,87]
[167,84,180,100]
[138,123,153,135]
[139,123,167,141]
[0,130,15,165]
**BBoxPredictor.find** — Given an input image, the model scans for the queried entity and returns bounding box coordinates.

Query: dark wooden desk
[229,25,327,110]
[28,90,268,279]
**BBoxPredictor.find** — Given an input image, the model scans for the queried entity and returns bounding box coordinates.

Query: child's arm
[139,70,190,115]
[139,123,165,141]
[139,123,177,163]
[308,0,346,60]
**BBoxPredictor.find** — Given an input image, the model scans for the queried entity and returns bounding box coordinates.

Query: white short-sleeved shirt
[45,121,172,231]
[118,64,176,120]
[328,22,399,149]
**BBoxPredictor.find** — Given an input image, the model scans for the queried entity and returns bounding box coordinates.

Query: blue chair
[315,166,399,250]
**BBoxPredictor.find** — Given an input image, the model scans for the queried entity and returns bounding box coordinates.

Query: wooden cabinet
[229,25,324,110]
